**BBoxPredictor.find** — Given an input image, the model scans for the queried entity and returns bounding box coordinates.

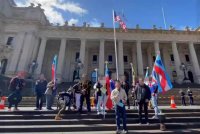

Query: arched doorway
[188,71,194,83]
[0,59,8,75]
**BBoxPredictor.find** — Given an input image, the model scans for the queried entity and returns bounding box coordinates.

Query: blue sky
[15,0,200,30]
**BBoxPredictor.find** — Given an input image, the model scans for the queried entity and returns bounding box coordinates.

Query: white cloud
[68,18,79,26]
[89,18,101,27]
[14,0,87,25]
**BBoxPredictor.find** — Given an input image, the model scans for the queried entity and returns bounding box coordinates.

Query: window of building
[170,54,174,62]
[75,52,80,61]
[124,56,128,63]
[108,55,113,62]
[92,55,98,63]
[6,37,14,45]
[185,54,190,62]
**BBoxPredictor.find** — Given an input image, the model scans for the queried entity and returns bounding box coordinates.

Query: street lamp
[180,63,188,81]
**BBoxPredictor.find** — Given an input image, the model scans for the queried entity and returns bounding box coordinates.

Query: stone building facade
[1,0,200,84]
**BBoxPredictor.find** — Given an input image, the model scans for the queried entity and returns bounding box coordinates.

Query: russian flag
[152,54,173,93]
[105,64,113,110]
[52,55,57,83]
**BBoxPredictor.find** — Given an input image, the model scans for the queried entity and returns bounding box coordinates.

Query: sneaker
[138,122,142,125]
[146,122,150,125]
[123,130,128,134]
[97,112,101,115]
[152,116,159,119]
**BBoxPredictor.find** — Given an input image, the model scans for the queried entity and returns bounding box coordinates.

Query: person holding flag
[105,61,113,110]
[45,55,58,110]
[151,53,173,118]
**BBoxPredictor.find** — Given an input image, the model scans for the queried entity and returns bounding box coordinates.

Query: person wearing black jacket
[34,74,47,110]
[187,88,194,105]
[135,77,151,124]
[179,89,186,106]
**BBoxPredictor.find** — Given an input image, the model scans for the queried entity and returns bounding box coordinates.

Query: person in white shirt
[111,80,128,134]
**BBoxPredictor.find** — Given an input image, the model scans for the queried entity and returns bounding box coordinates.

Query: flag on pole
[113,10,127,31]
[152,54,173,93]
[114,11,121,22]
[52,55,58,83]
[105,63,113,110]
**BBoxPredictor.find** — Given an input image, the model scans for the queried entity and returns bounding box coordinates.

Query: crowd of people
[6,72,189,134]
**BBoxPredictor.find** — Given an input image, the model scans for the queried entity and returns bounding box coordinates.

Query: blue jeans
[46,94,54,109]
[151,95,160,116]
[115,105,127,130]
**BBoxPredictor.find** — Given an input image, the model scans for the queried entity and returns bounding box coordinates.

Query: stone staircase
[1,108,200,133]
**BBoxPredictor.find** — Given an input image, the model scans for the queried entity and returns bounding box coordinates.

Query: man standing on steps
[111,80,128,134]
[135,77,151,125]
[34,74,47,110]
[78,74,92,114]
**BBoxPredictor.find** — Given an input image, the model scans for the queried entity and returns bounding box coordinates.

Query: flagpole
[112,10,119,80]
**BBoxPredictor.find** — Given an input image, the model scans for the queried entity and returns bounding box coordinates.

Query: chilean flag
[152,54,173,93]
[52,55,58,83]
[105,64,113,110]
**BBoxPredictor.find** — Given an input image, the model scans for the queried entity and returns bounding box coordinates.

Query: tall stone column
[7,32,25,75]
[35,37,47,75]
[172,41,182,83]
[17,32,34,72]
[118,40,124,78]
[57,38,67,82]
[136,40,144,76]
[79,39,86,75]
[188,42,200,84]
[99,39,105,76]
[147,46,153,69]
[154,40,160,54]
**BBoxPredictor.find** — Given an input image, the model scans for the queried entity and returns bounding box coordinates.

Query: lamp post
[180,63,188,81]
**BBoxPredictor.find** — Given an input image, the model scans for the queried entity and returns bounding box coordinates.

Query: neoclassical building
[1,0,200,84]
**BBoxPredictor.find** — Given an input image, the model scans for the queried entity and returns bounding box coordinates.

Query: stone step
[1,117,200,126]
[1,112,200,120]
[1,122,200,133]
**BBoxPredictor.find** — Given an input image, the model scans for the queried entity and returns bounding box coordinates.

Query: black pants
[181,97,186,106]
[125,92,130,108]
[138,101,148,123]
[79,94,91,113]
[189,97,194,105]
[36,94,45,109]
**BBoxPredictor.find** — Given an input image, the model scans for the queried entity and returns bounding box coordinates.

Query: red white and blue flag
[52,55,58,83]
[105,64,113,110]
[114,11,121,22]
[113,10,127,31]
[152,54,173,93]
